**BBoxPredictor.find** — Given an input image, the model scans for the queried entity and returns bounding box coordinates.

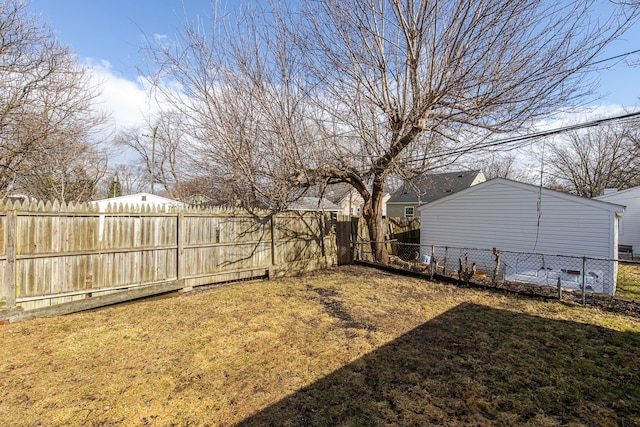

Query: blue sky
[27,0,640,133]
[30,0,214,80]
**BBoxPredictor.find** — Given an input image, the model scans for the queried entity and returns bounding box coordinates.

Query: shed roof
[595,185,640,203]
[418,178,625,215]
[94,193,186,208]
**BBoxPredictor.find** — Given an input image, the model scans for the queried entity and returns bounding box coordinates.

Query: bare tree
[147,0,638,262]
[545,122,640,197]
[144,2,321,210]
[114,110,192,199]
[174,176,243,206]
[102,163,150,197]
[465,152,537,183]
[13,136,109,202]
[0,0,107,197]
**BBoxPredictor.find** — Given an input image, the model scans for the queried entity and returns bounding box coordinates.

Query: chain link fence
[354,241,633,298]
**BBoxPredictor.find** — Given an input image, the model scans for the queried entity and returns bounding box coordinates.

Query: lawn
[617,262,640,300]
[1,265,639,426]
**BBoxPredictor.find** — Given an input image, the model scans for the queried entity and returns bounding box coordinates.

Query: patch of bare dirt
[307,284,378,332]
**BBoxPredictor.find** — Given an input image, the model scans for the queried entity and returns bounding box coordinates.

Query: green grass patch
[0,266,639,426]
[617,263,640,299]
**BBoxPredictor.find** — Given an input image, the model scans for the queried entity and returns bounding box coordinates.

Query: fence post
[269,214,276,277]
[177,211,188,291]
[3,209,16,308]
[582,256,587,306]
[492,248,500,285]
[430,245,435,280]
[557,276,562,300]
[443,246,448,276]
[319,213,326,259]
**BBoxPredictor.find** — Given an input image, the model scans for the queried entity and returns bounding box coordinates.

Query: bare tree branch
[144,0,639,262]
[0,0,108,199]
[545,122,640,197]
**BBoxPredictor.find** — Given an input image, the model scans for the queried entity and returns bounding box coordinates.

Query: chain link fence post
[492,247,500,285]
[557,276,562,300]
[430,245,435,280]
[582,256,587,306]
[443,246,448,276]
[354,240,622,299]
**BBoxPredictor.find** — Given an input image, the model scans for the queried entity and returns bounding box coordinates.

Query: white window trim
[404,206,414,218]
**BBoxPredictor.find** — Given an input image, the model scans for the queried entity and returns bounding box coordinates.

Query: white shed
[596,186,640,258]
[419,178,625,295]
[94,193,186,212]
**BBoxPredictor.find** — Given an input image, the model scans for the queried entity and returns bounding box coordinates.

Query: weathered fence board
[0,202,336,321]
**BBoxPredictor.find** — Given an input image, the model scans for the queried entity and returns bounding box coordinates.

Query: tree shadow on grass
[237,303,640,426]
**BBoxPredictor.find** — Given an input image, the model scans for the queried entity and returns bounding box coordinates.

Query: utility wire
[405,110,640,163]
[590,48,640,66]
[307,48,640,156]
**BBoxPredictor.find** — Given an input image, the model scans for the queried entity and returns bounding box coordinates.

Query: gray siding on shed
[596,187,640,256]
[419,179,623,260]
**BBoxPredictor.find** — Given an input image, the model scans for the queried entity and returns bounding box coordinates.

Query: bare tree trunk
[362,171,389,264]
[364,213,388,264]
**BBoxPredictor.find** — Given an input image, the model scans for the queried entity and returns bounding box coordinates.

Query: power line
[300,109,640,167]
[590,48,640,66]
[417,110,640,162]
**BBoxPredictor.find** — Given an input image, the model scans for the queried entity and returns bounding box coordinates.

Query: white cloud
[82,60,163,166]
[82,57,640,172]
[533,104,640,131]
[153,33,169,42]
[87,60,157,131]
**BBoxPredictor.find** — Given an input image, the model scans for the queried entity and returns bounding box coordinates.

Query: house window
[404,206,414,218]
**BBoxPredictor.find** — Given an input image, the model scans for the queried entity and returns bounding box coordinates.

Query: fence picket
[0,203,335,318]
[3,210,16,308]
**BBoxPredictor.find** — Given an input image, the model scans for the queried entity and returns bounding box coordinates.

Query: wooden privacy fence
[0,200,336,322]
[349,216,421,244]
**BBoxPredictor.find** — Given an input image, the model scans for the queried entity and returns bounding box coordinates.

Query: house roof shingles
[303,183,355,204]
[287,196,342,212]
[387,170,484,204]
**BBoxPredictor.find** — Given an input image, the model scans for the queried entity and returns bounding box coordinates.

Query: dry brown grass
[1,265,639,426]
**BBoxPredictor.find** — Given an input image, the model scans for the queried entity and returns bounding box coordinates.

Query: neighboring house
[287,196,342,214]
[596,186,640,258]
[321,183,365,216]
[419,178,625,295]
[184,194,213,207]
[387,170,485,218]
[94,193,187,211]
[305,183,391,217]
